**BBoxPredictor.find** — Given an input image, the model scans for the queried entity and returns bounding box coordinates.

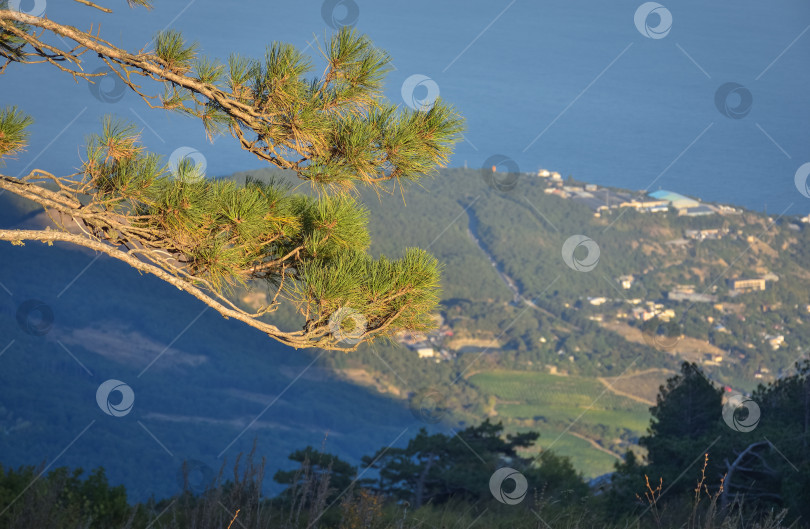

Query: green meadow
[469,370,652,477]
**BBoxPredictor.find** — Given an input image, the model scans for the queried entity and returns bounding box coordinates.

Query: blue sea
[2,1,809,214]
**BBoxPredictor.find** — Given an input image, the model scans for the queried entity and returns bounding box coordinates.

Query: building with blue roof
[649,190,700,209]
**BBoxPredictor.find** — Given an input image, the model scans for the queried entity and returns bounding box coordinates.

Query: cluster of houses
[395,314,453,361]
[406,166,795,379]
[585,269,776,324]
[579,269,786,372]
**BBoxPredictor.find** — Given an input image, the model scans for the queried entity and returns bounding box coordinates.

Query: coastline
[484,165,809,224]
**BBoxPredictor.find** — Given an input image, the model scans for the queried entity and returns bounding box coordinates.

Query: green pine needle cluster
[0,106,32,163]
[75,116,443,339]
[294,248,442,335]
[149,26,464,192]
[154,30,198,74]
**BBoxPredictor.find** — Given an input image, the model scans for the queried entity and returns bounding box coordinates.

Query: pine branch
[0,11,463,190]
[0,6,458,351]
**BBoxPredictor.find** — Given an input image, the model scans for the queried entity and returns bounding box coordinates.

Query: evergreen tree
[729,360,810,519]
[639,362,724,495]
[609,361,810,524]
[0,1,463,351]
[360,420,547,507]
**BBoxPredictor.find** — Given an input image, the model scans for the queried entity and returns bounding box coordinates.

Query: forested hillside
[232,166,810,383]
[223,166,810,478]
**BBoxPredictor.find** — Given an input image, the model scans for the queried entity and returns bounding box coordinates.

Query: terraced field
[468,370,653,478]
